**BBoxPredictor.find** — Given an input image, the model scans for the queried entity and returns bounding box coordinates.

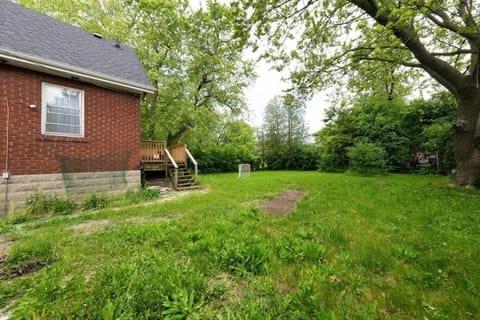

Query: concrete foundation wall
[0,170,141,214]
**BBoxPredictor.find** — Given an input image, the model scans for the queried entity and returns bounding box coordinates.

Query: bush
[317,134,351,172]
[192,144,260,174]
[347,141,386,174]
[25,192,77,217]
[49,196,77,215]
[265,144,319,171]
[124,188,160,204]
[25,192,49,217]
[81,193,109,211]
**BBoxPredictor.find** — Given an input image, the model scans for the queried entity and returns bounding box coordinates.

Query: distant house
[0,0,155,212]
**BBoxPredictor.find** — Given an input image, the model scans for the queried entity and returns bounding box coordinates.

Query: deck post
[185,148,198,184]
[174,168,178,190]
[164,148,178,190]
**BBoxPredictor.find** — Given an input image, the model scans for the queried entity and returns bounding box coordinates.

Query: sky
[244,58,330,136]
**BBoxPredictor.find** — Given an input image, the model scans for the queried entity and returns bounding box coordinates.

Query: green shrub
[192,144,260,173]
[0,219,15,233]
[122,188,160,205]
[136,188,160,201]
[265,144,319,171]
[49,195,77,215]
[25,192,49,217]
[317,134,351,172]
[347,141,387,174]
[25,192,76,217]
[81,193,109,211]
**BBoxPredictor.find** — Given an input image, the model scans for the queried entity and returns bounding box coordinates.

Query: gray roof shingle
[0,0,154,93]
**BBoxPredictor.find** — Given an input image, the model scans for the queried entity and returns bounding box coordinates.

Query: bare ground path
[262,190,307,215]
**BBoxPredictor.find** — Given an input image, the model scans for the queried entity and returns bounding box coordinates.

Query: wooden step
[166,166,198,190]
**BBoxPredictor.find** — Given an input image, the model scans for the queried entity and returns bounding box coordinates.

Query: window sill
[36,135,90,143]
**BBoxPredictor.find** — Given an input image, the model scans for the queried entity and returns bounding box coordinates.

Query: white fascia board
[0,49,156,95]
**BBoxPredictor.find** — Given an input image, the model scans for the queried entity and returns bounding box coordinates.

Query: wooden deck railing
[185,148,198,184]
[168,144,186,164]
[164,148,178,190]
[141,141,198,189]
[141,140,166,164]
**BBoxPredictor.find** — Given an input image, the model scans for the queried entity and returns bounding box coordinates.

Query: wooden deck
[141,140,167,171]
[141,140,198,190]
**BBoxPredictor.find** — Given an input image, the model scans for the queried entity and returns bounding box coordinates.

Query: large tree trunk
[453,81,480,186]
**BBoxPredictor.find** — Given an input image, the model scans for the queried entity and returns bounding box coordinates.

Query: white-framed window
[41,82,84,137]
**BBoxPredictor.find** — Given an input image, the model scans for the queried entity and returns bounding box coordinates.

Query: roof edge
[0,48,156,95]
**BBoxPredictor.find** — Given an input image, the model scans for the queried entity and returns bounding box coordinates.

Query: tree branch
[458,0,477,28]
[431,49,479,56]
[424,6,479,41]
[348,0,465,95]
[354,56,422,68]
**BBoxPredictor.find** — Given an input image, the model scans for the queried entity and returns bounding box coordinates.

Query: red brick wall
[0,64,141,175]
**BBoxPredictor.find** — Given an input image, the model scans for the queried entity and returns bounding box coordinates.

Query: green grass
[1,171,479,319]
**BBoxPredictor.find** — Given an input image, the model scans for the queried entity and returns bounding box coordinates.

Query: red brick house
[0,0,155,212]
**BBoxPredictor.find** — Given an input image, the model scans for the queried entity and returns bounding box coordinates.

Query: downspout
[3,97,10,216]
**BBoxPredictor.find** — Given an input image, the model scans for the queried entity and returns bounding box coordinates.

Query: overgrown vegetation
[258,94,319,171]
[1,172,479,318]
[23,192,77,218]
[347,141,387,175]
[1,237,56,280]
[316,92,456,174]
[15,188,161,223]
[192,144,259,174]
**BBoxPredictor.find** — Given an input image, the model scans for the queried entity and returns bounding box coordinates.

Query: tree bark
[167,124,189,145]
[453,80,480,186]
[347,0,480,186]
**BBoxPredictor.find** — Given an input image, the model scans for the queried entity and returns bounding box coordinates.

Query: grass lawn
[1,171,479,319]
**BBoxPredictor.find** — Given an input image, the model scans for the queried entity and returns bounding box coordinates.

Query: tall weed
[25,192,77,217]
[80,254,205,319]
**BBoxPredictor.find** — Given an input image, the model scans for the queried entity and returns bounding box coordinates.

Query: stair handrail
[165,148,178,189]
[185,148,198,184]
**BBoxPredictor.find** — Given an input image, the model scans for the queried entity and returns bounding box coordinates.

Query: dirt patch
[124,216,179,224]
[261,190,307,215]
[0,311,12,320]
[0,260,50,280]
[207,273,249,302]
[0,241,15,256]
[70,219,110,235]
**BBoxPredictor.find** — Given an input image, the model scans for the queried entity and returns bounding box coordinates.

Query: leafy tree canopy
[18,0,256,145]
[233,0,480,185]
[316,91,456,174]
